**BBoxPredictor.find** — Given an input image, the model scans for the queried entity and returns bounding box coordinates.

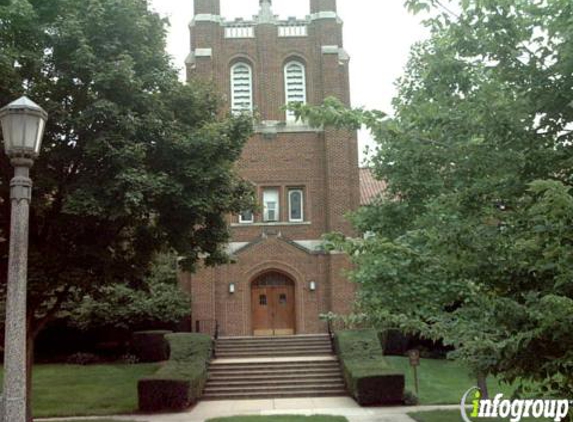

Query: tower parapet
[310,0,337,13]
[190,0,341,39]
[194,0,220,16]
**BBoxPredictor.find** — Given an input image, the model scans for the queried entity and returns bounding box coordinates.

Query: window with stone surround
[231,62,253,114]
[284,61,307,122]
[239,210,254,224]
[278,25,308,37]
[263,188,280,222]
[288,189,304,222]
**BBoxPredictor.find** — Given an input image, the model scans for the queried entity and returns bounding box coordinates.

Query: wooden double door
[251,273,295,336]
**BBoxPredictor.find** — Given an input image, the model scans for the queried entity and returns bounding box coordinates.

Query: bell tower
[184,0,359,336]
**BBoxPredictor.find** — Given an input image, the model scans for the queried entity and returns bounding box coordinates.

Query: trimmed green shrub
[336,329,384,360]
[334,329,405,405]
[132,330,172,363]
[138,333,211,412]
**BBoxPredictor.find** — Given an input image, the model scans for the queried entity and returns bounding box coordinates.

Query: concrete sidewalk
[40,398,462,422]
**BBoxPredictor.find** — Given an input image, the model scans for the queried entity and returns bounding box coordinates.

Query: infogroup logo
[461,387,571,422]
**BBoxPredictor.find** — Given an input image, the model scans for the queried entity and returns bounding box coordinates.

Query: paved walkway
[41,398,462,422]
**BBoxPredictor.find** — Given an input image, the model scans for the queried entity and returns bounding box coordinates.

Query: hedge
[334,329,405,405]
[132,330,172,363]
[138,333,212,412]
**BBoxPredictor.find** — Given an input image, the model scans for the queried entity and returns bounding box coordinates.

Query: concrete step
[209,362,340,371]
[210,361,339,367]
[209,370,341,377]
[217,345,331,351]
[207,377,344,387]
[218,334,330,343]
[215,350,332,358]
[215,344,332,354]
[209,377,344,384]
[204,382,345,394]
[209,369,341,378]
[216,347,331,352]
[216,339,330,344]
[202,389,348,400]
[210,359,338,366]
[218,334,330,342]
[216,343,332,352]
[208,370,343,378]
[215,350,333,357]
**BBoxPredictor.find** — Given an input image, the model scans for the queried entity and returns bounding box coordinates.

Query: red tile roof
[359,167,387,206]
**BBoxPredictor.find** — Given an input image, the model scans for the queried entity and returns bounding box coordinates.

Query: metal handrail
[327,320,335,353]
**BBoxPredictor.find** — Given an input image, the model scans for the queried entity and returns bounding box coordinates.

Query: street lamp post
[0,97,47,422]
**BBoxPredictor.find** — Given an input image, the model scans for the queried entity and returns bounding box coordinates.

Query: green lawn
[408,409,551,422]
[5,363,159,418]
[207,417,348,422]
[386,357,516,405]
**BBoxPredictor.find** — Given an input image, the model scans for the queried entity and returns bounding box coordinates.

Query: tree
[292,0,573,403]
[69,252,191,331]
[0,0,254,417]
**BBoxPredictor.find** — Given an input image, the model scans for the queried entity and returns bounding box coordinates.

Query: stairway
[202,334,348,400]
[214,333,334,358]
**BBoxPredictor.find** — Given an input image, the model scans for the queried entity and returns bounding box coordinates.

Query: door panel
[273,286,295,335]
[252,273,295,336]
[252,286,273,336]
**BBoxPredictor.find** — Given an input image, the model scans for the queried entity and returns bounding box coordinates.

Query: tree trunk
[25,297,63,422]
[477,373,489,400]
[22,287,72,422]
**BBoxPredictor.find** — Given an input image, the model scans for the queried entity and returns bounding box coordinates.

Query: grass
[386,356,516,405]
[207,417,349,422]
[3,363,159,418]
[408,409,552,422]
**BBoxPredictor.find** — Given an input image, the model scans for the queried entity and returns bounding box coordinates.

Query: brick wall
[187,236,334,336]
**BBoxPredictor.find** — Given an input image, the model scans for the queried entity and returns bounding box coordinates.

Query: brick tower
[181,0,360,336]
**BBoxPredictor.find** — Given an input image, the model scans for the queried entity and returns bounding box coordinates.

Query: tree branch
[31,285,73,338]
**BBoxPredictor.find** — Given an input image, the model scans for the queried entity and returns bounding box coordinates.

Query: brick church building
[180,0,366,337]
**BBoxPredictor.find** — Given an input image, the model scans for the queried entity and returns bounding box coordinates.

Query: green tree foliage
[0,0,254,336]
[292,0,573,401]
[69,252,191,330]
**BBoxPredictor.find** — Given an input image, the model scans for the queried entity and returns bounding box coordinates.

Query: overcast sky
[149,0,430,164]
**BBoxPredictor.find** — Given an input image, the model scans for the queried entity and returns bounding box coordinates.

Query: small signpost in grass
[408,349,421,395]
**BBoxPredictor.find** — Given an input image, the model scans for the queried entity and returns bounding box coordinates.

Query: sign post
[408,349,421,395]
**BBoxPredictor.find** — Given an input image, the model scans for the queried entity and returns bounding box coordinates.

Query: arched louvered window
[284,61,307,122]
[231,62,253,113]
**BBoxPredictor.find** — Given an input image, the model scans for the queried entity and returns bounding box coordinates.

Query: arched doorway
[251,272,296,336]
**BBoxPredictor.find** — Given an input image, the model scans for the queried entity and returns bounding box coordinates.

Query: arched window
[231,62,253,113]
[288,189,304,222]
[284,61,307,122]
